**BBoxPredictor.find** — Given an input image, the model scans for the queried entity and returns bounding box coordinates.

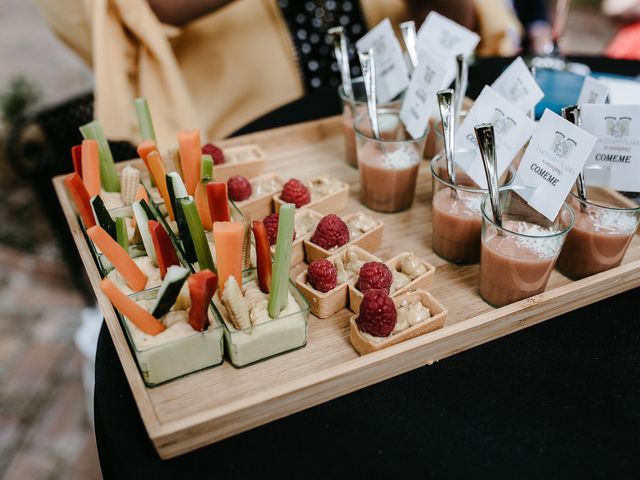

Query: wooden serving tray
[53,116,640,459]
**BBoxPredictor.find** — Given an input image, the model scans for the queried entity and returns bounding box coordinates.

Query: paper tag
[356,18,410,103]
[491,57,544,114]
[580,104,640,193]
[415,11,480,89]
[514,109,597,220]
[454,86,536,188]
[598,77,640,104]
[577,76,609,105]
[399,51,448,139]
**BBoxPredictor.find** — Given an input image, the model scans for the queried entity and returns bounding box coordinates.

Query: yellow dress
[34,0,520,149]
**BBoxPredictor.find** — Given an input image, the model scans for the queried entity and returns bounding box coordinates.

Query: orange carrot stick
[100,278,165,335]
[147,151,174,221]
[87,225,148,292]
[81,140,101,197]
[195,181,212,231]
[177,130,202,196]
[137,140,158,172]
[212,222,244,292]
[65,173,96,228]
[71,145,83,178]
[130,185,149,229]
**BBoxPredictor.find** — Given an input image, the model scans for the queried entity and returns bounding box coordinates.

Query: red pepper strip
[64,173,96,228]
[71,145,83,178]
[252,220,272,294]
[206,182,230,223]
[148,220,180,279]
[188,269,218,332]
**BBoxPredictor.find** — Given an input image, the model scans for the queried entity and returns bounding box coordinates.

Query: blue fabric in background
[533,68,639,119]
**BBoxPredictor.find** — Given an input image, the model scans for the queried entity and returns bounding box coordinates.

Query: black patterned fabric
[277,0,366,92]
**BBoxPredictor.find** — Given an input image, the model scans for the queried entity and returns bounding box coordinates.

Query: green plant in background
[0,75,40,127]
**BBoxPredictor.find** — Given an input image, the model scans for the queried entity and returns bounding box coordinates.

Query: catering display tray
[53,115,640,459]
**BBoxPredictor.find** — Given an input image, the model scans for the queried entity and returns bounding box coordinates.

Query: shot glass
[556,186,640,279]
[339,77,404,168]
[430,154,515,264]
[354,108,427,213]
[479,190,574,307]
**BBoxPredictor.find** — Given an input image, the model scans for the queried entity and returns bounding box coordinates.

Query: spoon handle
[400,21,418,70]
[561,105,588,209]
[329,26,353,102]
[437,89,457,189]
[455,55,468,124]
[475,123,502,227]
[359,49,381,140]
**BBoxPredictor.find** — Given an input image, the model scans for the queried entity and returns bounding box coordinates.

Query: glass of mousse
[430,154,515,264]
[340,78,404,168]
[354,108,427,213]
[556,185,640,279]
[479,189,574,307]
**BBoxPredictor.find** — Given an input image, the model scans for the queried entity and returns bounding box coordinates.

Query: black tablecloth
[95,57,640,478]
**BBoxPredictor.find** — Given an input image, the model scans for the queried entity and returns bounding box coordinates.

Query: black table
[95,57,640,478]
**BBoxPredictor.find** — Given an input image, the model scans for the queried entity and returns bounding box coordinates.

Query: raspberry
[356,262,393,294]
[357,289,397,337]
[280,179,311,208]
[227,175,252,201]
[307,259,338,292]
[202,143,225,165]
[310,214,349,250]
[263,213,296,246]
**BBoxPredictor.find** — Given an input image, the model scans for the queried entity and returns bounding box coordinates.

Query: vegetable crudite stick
[64,173,96,228]
[132,200,158,265]
[195,155,213,231]
[134,98,157,144]
[267,203,295,318]
[177,129,202,196]
[212,221,243,293]
[90,196,117,240]
[149,220,181,279]
[146,151,174,220]
[150,265,189,318]
[100,278,165,335]
[136,140,159,188]
[181,197,216,272]
[252,220,272,294]
[206,182,230,223]
[188,269,218,332]
[81,140,101,197]
[130,185,149,229]
[167,174,197,263]
[115,217,128,250]
[79,120,120,193]
[88,225,148,292]
[71,145,83,178]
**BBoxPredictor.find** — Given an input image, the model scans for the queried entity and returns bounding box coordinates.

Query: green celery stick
[201,155,213,182]
[115,217,128,250]
[134,98,157,143]
[79,120,121,193]
[180,197,215,272]
[267,203,295,319]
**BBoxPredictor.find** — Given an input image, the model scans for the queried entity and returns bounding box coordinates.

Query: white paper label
[415,11,480,89]
[399,51,448,139]
[599,77,640,104]
[454,86,536,188]
[577,76,609,105]
[491,57,544,114]
[514,109,598,220]
[580,104,640,193]
[356,18,410,104]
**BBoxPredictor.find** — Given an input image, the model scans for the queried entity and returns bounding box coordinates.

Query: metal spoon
[358,49,381,140]
[400,21,418,70]
[529,66,537,121]
[437,89,457,198]
[561,104,588,212]
[475,123,503,228]
[455,54,468,125]
[329,26,353,102]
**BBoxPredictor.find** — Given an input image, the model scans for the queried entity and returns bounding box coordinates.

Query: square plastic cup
[430,154,515,264]
[556,186,640,280]
[354,108,427,213]
[479,189,574,308]
[213,271,309,368]
[339,77,404,168]
[122,287,224,387]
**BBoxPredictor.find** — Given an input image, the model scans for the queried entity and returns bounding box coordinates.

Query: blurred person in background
[509,0,553,54]
[603,0,640,59]
[34,0,521,149]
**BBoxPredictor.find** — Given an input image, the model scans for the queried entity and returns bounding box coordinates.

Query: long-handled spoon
[561,104,588,212]
[329,26,354,102]
[455,55,469,125]
[400,21,418,70]
[475,123,503,228]
[358,49,381,140]
[437,89,458,198]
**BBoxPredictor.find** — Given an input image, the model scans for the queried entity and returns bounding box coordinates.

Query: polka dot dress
[277,0,366,92]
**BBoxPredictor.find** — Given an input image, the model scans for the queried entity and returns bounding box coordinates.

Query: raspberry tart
[274,175,349,215]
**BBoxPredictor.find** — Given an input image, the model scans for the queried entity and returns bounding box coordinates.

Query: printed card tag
[580,104,640,193]
[491,57,544,114]
[356,18,410,104]
[399,51,448,139]
[577,76,609,105]
[415,11,480,88]
[454,86,536,188]
[514,109,597,220]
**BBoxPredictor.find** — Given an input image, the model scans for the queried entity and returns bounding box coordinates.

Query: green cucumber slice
[115,217,128,250]
[90,196,117,241]
[132,201,157,266]
[150,265,189,318]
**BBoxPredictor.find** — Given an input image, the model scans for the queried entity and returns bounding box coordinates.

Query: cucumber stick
[268,203,295,319]
[180,197,215,272]
[79,121,120,193]
[150,265,189,318]
[132,201,157,266]
[167,173,197,263]
[115,217,128,250]
[90,196,117,241]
